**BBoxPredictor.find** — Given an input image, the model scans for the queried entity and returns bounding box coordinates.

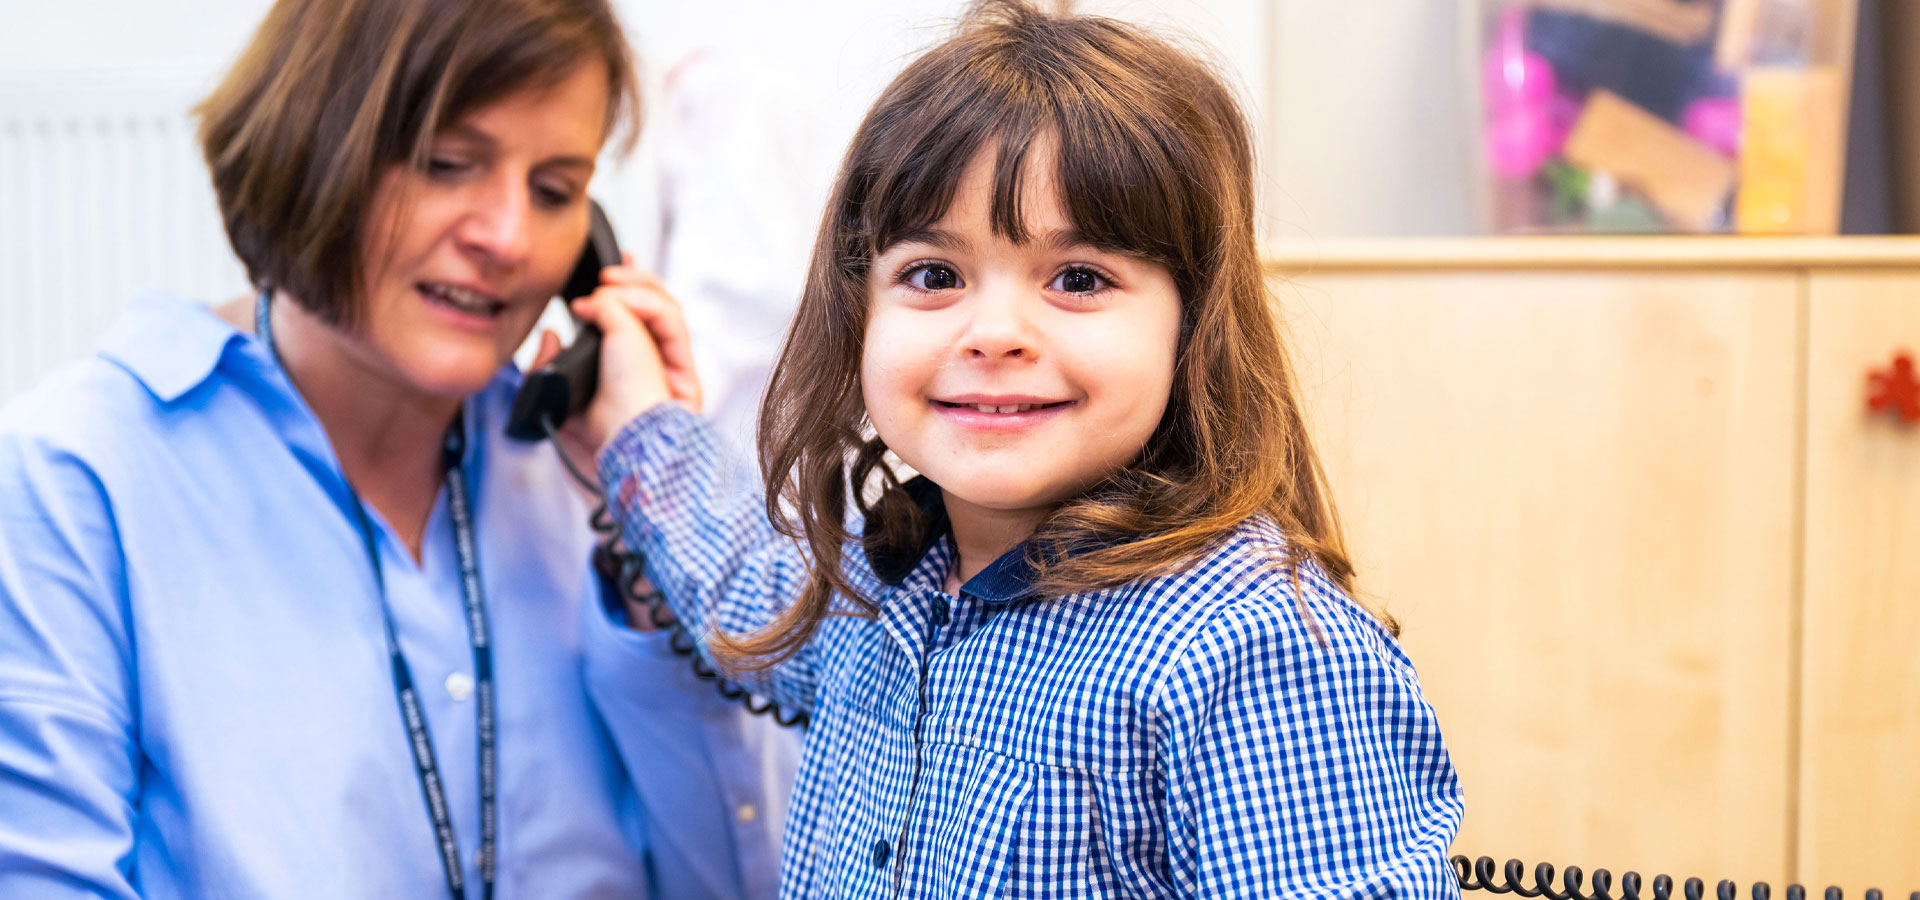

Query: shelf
[1264,237,1920,272]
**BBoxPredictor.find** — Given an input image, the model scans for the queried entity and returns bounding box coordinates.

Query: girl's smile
[930,394,1078,432]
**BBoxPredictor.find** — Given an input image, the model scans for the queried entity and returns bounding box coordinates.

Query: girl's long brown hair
[718,0,1385,670]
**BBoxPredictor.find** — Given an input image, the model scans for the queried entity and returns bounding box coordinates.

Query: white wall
[1270,0,1476,238]
[0,0,264,74]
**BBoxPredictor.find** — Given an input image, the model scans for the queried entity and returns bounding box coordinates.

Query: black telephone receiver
[505,199,619,441]
[514,200,808,727]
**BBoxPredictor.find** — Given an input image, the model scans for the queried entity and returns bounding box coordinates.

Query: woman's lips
[419,281,507,316]
[416,282,510,332]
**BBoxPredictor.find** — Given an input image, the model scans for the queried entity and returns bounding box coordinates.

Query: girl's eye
[904,264,962,291]
[1050,267,1110,294]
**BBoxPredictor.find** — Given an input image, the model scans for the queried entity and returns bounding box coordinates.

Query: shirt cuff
[595,400,703,501]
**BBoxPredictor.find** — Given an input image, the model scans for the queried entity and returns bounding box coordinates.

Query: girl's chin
[935,477,1075,516]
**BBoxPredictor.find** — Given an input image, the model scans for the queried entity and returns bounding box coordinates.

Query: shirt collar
[864,475,1039,606]
[97,292,256,404]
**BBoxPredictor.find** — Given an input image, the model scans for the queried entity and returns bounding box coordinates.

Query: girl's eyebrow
[1034,228,1095,253]
[887,226,1096,254]
[888,227,971,253]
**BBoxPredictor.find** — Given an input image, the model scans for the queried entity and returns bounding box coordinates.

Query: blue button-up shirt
[0,294,796,899]
[599,402,1465,898]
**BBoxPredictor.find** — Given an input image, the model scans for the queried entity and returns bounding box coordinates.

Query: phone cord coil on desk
[1452,855,1920,900]
[544,415,809,729]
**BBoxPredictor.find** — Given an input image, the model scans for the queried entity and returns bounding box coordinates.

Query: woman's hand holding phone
[532,254,703,479]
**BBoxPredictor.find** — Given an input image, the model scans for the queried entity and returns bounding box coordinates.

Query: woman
[0,0,792,897]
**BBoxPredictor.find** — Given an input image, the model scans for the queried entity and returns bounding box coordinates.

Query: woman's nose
[456,175,532,269]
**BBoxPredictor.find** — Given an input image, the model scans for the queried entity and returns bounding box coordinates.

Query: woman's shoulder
[2,354,160,470]
[0,293,257,481]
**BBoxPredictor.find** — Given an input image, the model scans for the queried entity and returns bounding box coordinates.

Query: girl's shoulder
[1096,520,1431,744]
[1111,515,1413,680]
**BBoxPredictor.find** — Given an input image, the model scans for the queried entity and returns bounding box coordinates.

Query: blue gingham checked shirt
[598,402,1465,898]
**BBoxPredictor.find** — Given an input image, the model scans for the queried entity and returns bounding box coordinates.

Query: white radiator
[0,70,246,402]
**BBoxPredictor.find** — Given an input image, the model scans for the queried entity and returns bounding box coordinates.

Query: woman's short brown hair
[724,0,1375,670]
[197,0,639,326]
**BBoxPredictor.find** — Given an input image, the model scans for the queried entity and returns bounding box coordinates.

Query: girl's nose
[959,285,1038,362]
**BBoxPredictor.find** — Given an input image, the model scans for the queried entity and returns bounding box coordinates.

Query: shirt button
[871,838,890,869]
[736,803,758,823]
[930,597,950,627]
[445,672,474,702]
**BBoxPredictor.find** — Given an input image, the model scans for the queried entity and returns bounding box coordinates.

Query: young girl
[564,2,1463,896]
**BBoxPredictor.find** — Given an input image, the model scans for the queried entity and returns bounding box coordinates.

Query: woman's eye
[1050,267,1109,294]
[425,157,469,178]
[905,264,961,291]
[533,183,574,209]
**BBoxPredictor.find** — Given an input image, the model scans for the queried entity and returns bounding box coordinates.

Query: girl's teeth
[969,403,1037,413]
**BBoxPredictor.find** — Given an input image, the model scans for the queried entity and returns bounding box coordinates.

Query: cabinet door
[1276,268,1799,883]
[1799,273,1920,893]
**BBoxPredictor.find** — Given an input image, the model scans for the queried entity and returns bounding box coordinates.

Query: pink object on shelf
[1682,95,1742,157]
[1482,7,1562,180]
[1484,7,1555,110]
[1486,110,1561,180]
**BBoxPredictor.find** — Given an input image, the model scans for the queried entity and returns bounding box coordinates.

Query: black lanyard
[257,295,497,900]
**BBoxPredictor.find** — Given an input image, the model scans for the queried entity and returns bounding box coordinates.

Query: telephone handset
[504,199,618,442]
[505,198,809,728]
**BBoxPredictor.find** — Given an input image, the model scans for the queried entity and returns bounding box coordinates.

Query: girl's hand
[529,256,703,475]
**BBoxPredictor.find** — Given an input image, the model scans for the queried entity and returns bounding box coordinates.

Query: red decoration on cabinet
[1866,351,1920,424]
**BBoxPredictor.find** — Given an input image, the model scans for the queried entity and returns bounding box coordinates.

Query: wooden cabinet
[1267,239,1920,893]
[1799,273,1920,891]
